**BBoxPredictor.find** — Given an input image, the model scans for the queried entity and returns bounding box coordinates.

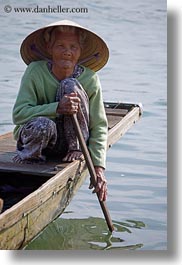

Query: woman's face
[48,31,81,71]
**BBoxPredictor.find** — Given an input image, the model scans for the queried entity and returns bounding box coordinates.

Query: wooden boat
[0,102,142,249]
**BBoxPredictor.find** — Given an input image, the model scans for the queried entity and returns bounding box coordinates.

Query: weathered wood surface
[0,103,142,249]
[107,107,140,148]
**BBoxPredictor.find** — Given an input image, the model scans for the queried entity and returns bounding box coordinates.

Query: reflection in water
[25,217,145,250]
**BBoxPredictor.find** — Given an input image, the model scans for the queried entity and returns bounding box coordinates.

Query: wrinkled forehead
[54,31,80,42]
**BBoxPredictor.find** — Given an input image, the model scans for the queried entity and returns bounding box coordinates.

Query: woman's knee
[21,117,56,139]
[32,117,55,130]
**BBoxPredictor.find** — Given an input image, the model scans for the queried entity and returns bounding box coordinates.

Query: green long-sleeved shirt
[13,60,108,168]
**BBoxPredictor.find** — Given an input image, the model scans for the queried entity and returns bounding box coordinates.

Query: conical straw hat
[20,20,109,72]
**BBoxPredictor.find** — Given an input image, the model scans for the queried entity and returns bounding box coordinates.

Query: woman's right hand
[56,92,81,115]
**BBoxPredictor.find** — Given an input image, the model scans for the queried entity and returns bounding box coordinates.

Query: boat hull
[0,102,142,249]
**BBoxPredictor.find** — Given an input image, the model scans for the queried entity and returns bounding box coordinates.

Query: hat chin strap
[30,44,53,63]
[78,52,100,65]
[30,44,100,66]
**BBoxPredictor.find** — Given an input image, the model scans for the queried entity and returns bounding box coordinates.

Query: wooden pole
[72,114,114,232]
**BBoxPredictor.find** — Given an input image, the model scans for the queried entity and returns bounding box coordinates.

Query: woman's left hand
[89,166,107,201]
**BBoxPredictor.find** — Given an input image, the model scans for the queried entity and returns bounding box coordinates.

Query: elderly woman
[12,20,109,201]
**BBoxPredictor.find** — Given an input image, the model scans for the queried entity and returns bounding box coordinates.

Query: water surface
[0,0,167,250]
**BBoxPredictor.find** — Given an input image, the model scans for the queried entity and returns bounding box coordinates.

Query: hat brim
[20,20,109,72]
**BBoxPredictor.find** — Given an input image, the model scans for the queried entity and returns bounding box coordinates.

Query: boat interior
[0,102,138,212]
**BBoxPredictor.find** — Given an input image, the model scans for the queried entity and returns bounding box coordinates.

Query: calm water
[0,0,167,250]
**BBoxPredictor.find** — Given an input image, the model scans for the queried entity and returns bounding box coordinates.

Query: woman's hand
[89,166,107,201]
[57,92,80,115]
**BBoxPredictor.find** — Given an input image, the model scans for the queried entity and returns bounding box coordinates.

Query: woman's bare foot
[62,151,83,162]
